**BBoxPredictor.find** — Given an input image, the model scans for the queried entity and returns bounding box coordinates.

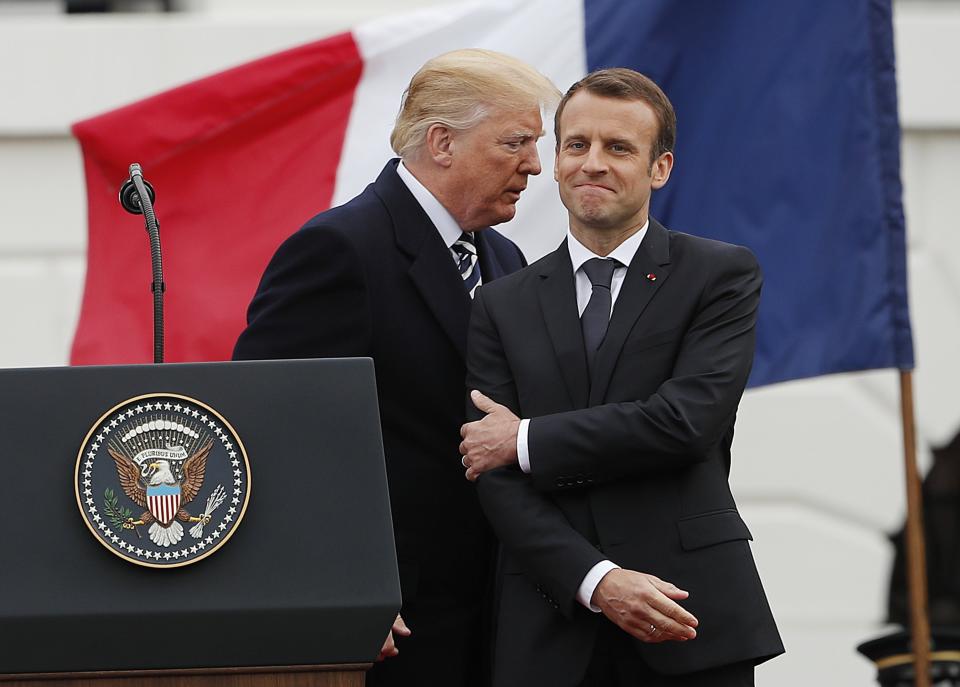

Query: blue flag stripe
[583,0,913,386]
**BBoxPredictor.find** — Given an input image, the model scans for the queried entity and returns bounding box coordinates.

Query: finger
[465,467,478,482]
[470,390,499,414]
[378,633,397,661]
[628,620,687,644]
[460,420,478,439]
[649,576,689,600]
[629,621,664,644]
[393,615,412,636]
[648,625,688,642]
[644,606,697,639]
[459,440,468,456]
[650,593,699,628]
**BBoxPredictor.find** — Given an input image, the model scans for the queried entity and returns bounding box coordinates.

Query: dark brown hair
[554,68,676,163]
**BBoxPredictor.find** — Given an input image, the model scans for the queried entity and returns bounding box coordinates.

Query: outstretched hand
[459,390,520,481]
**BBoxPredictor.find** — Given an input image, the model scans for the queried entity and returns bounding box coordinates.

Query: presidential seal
[75,393,251,568]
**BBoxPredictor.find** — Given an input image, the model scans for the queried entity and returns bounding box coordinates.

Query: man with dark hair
[234,49,559,687]
[460,68,783,686]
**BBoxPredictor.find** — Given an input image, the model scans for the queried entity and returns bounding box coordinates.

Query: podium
[0,359,400,686]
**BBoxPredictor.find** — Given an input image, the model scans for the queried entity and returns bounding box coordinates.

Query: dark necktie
[451,231,482,298]
[581,257,619,370]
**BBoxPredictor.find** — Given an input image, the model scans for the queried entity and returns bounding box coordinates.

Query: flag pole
[900,369,931,687]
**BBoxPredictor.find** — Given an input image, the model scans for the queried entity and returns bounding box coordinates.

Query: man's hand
[592,569,698,643]
[376,614,411,661]
[459,390,520,481]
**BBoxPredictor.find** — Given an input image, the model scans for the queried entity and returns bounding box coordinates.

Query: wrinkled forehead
[480,103,544,136]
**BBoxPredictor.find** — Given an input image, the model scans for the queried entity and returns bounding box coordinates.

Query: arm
[465,246,761,490]
[233,225,372,361]
[526,246,761,489]
[466,287,607,616]
[467,289,697,640]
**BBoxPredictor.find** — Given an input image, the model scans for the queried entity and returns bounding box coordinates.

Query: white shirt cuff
[517,418,531,473]
[576,560,620,612]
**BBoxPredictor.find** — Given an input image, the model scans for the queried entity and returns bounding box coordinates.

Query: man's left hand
[459,390,520,481]
[376,614,411,662]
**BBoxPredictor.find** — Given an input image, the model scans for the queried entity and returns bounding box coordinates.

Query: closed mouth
[576,183,614,192]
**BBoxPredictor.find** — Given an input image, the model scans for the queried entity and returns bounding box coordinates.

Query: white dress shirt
[516,221,649,611]
[396,161,480,277]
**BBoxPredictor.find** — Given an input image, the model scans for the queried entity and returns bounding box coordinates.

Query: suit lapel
[588,219,672,406]
[537,242,589,408]
[375,160,471,359]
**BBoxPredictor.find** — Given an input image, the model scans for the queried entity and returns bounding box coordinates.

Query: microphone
[119,163,156,215]
[117,162,165,363]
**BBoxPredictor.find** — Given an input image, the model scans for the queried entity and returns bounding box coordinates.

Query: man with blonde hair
[234,49,559,687]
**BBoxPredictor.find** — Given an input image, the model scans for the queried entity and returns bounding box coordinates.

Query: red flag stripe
[70,32,363,364]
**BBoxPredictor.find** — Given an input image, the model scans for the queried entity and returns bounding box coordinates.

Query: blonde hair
[390,49,560,159]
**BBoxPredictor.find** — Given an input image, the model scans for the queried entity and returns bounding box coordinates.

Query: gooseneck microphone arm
[118,163,164,364]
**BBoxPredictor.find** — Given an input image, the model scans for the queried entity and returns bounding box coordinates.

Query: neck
[402,157,471,230]
[570,218,647,257]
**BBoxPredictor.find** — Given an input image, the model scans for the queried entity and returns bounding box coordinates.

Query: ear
[553,150,560,182]
[650,151,674,190]
[425,123,455,168]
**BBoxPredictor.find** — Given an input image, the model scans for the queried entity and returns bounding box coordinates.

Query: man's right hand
[592,569,698,643]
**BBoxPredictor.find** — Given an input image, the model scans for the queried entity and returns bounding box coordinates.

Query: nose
[519,144,542,176]
[581,145,607,175]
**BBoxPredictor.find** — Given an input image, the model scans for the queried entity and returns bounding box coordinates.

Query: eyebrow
[502,130,545,140]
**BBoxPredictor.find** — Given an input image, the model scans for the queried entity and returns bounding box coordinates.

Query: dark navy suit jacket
[466,220,783,687]
[234,159,526,686]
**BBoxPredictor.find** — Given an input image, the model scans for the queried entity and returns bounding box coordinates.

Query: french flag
[71,0,912,388]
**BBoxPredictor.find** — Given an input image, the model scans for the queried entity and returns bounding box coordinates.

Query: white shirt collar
[396,160,464,248]
[566,220,649,272]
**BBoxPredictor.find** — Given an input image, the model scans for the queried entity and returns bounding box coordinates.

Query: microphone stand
[119,163,164,364]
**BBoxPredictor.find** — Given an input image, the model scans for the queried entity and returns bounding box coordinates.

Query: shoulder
[271,184,392,265]
[477,247,558,300]
[479,227,527,270]
[667,229,761,277]
[302,185,389,240]
[482,227,519,252]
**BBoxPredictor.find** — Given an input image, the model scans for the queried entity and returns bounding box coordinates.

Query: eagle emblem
[75,393,251,568]
[108,439,215,547]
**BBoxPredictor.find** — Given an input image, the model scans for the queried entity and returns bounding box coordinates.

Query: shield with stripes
[147,484,182,526]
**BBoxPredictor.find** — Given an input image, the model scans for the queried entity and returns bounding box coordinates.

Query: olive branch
[103,488,140,538]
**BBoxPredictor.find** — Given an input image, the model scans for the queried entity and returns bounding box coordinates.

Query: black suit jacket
[234,160,526,685]
[466,219,783,687]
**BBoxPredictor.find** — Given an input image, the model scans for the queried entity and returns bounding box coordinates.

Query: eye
[610,143,628,153]
[567,141,586,151]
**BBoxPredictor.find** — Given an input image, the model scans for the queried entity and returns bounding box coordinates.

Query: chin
[573,206,608,225]
[489,207,518,227]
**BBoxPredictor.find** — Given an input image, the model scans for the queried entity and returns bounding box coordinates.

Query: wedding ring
[462,456,469,468]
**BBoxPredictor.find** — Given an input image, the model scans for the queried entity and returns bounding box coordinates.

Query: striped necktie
[451,231,482,298]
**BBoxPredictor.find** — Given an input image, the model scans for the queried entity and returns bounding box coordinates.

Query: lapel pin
[646,273,657,282]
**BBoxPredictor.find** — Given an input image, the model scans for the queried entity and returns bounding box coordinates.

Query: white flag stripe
[148,493,181,526]
[338,0,586,263]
